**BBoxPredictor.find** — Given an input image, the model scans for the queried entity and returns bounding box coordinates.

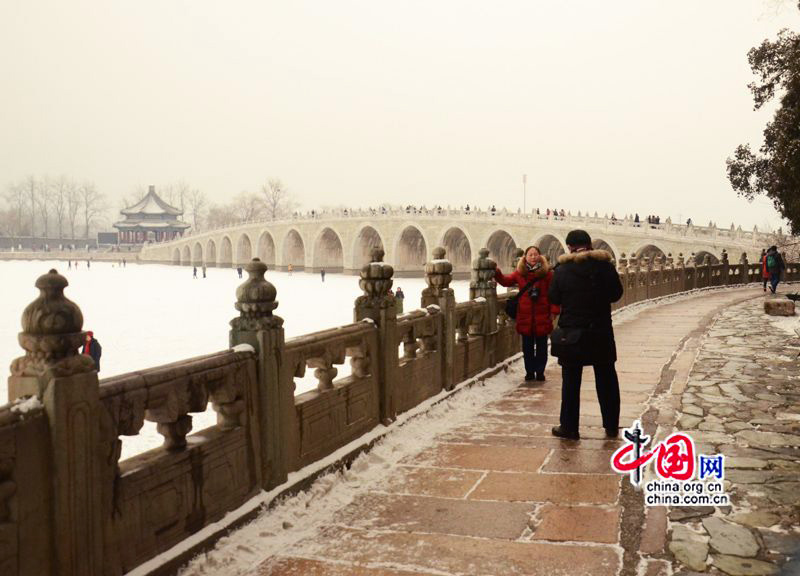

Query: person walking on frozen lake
[87,259,91,269]
[202,264,207,278]
[548,229,623,440]
[193,266,198,279]
[395,286,405,312]
[237,266,243,279]
[321,269,326,282]
[68,260,72,270]
[81,331,102,372]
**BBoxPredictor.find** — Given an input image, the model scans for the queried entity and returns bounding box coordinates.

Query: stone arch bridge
[140,211,774,277]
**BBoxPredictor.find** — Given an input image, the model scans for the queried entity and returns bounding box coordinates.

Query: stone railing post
[703,254,712,288]
[688,253,698,290]
[422,247,455,390]
[469,248,498,365]
[677,253,687,292]
[229,258,287,489]
[739,253,749,284]
[720,249,729,285]
[8,269,106,576]
[354,248,398,425]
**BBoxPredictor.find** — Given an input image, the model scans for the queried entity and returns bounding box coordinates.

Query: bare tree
[186,188,207,231]
[2,181,28,240]
[260,178,296,220]
[78,181,107,239]
[205,203,237,229]
[66,182,81,240]
[52,175,72,239]
[25,175,37,237]
[232,191,265,222]
[36,177,52,239]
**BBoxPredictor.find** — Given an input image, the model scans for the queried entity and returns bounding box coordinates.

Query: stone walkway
[230,287,778,576]
[660,295,800,576]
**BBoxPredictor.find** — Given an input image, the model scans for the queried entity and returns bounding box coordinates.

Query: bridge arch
[394,225,429,274]
[206,239,217,267]
[533,234,566,265]
[257,231,276,266]
[220,236,233,267]
[440,227,473,274]
[486,230,518,269]
[352,225,385,269]
[592,238,618,262]
[172,247,181,265]
[181,245,191,266]
[633,243,666,263]
[283,229,306,270]
[694,250,720,265]
[312,227,344,272]
[192,242,203,266]
[236,233,253,265]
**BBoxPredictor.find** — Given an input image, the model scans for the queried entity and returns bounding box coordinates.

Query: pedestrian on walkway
[321,268,326,282]
[81,331,102,372]
[495,246,559,381]
[548,229,623,439]
[202,264,207,278]
[765,245,785,294]
[193,266,198,279]
[237,266,243,279]
[760,248,769,292]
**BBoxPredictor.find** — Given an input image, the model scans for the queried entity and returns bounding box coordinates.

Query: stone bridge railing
[1,246,797,576]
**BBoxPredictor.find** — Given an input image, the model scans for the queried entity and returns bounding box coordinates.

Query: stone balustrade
[1,250,798,575]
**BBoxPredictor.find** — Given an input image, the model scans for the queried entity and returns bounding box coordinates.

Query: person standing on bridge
[495,246,559,382]
[548,229,623,440]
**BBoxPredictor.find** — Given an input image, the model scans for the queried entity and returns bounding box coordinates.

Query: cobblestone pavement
[659,294,800,576]
[239,287,772,576]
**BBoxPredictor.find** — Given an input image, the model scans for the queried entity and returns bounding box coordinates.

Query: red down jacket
[495,258,560,337]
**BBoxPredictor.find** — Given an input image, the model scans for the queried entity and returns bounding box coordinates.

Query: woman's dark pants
[522,335,548,377]
[559,362,620,433]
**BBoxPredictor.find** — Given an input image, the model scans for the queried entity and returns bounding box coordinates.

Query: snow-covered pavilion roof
[121,186,183,216]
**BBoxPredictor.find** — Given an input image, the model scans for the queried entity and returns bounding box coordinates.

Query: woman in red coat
[495,245,560,381]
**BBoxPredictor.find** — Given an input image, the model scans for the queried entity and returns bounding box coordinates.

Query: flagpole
[523,174,527,213]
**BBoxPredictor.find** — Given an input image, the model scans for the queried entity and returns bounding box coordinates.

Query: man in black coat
[548,229,623,440]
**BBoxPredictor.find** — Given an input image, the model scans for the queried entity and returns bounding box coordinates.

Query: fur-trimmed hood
[516,254,551,278]
[557,249,613,265]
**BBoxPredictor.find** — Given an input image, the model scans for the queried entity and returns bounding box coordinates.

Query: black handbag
[505,279,537,320]
[550,325,599,362]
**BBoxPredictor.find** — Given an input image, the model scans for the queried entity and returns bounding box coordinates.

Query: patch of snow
[360,318,375,324]
[474,296,486,302]
[231,343,255,354]
[766,313,800,338]
[140,359,523,576]
[10,395,42,415]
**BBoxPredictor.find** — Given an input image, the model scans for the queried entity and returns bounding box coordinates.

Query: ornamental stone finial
[470,248,497,296]
[424,246,453,294]
[11,269,95,378]
[677,252,685,267]
[358,246,394,300]
[739,252,748,265]
[721,249,729,264]
[232,258,282,330]
[512,247,524,268]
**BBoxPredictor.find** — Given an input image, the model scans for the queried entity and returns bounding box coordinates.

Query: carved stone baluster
[422,247,455,389]
[402,328,419,360]
[346,344,370,378]
[419,306,439,352]
[307,353,338,391]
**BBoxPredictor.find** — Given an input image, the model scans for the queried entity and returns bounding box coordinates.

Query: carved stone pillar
[720,249,729,285]
[354,248,398,424]
[8,269,104,576]
[739,252,749,284]
[229,258,285,489]
[422,247,455,390]
[469,248,498,365]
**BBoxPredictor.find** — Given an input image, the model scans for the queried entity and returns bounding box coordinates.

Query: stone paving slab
[248,287,764,576]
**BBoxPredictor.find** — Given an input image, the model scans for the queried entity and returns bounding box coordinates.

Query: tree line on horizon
[0,176,298,241]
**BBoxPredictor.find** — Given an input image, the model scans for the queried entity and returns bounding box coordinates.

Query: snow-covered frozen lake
[1,260,471,459]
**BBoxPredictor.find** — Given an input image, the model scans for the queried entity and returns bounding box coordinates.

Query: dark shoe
[535,373,546,381]
[551,426,580,440]
[524,373,536,382]
[605,427,619,438]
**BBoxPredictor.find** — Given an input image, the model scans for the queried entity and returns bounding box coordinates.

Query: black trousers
[559,362,620,432]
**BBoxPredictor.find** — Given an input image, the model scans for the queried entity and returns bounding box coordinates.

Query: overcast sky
[2,1,798,231]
